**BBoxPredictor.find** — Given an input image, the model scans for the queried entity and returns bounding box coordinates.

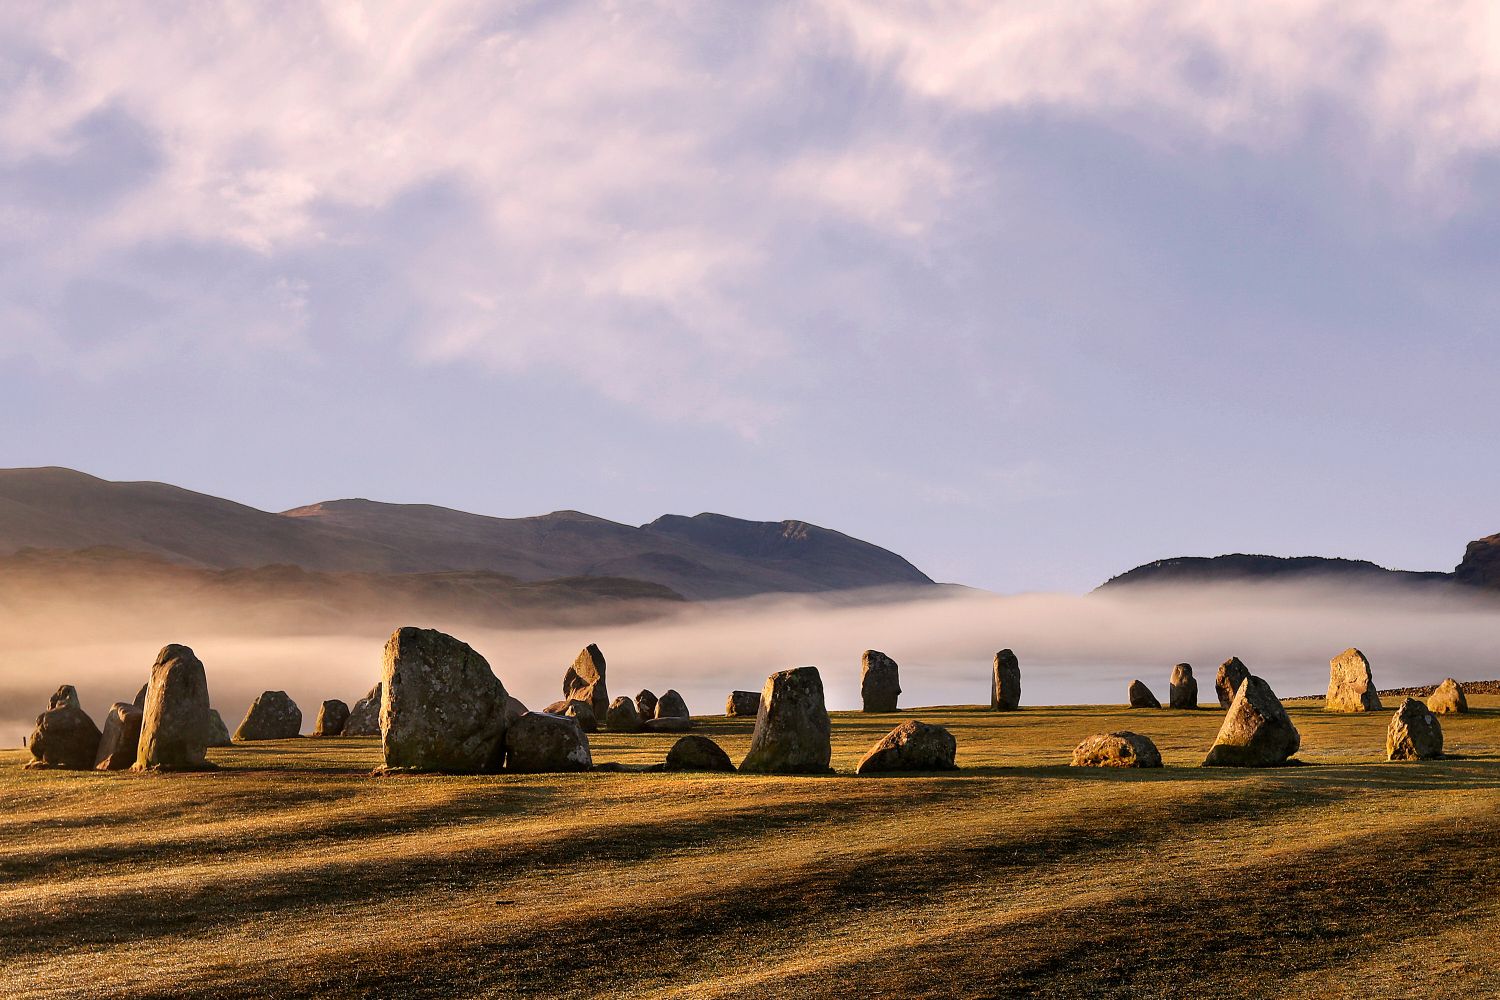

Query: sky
[2,1,1498,593]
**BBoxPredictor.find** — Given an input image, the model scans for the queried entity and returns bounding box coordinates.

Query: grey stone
[204,709,233,748]
[1326,648,1382,712]
[1427,678,1467,715]
[562,643,609,720]
[635,690,658,722]
[1128,680,1161,709]
[725,691,761,716]
[503,712,591,773]
[313,700,350,737]
[664,735,735,772]
[1203,675,1300,767]
[860,650,901,712]
[1215,657,1250,708]
[343,684,382,736]
[1071,731,1163,768]
[94,702,144,770]
[234,691,303,741]
[26,700,101,770]
[605,696,642,732]
[655,689,690,719]
[505,696,529,725]
[378,627,508,774]
[1169,663,1197,709]
[133,684,148,708]
[643,715,694,733]
[739,666,832,775]
[49,685,81,711]
[856,720,957,774]
[991,649,1020,711]
[133,644,217,772]
[1387,697,1443,761]
[563,699,598,733]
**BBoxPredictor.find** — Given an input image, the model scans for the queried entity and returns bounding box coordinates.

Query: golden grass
[2,697,1498,999]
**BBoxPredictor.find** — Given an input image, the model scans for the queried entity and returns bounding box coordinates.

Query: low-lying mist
[5,578,1499,745]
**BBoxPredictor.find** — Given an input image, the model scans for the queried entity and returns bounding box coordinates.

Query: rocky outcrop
[1215,657,1250,708]
[204,709,234,748]
[663,735,735,772]
[503,713,592,773]
[739,667,832,775]
[1456,533,1500,588]
[1128,680,1160,709]
[1169,663,1197,709]
[1070,731,1162,768]
[605,696,642,732]
[314,700,349,737]
[1203,675,1300,767]
[93,702,144,770]
[133,644,217,772]
[378,626,509,774]
[860,650,901,713]
[725,691,760,716]
[26,698,101,770]
[655,690,690,719]
[1325,648,1382,712]
[856,720,957,774]
[562,644,609,719]
[1427,678,1468,715]
[343,684,382,736]
[991,649,1020,711]
[1387,697,1443,761]
[234,691,303,741]
[635,690,658,722]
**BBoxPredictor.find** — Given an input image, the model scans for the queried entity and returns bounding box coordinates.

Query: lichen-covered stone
[1215,657,1250,708]
[664,735,735,772]
[739,666,832,775]
[94,702,144,770]
[26,699,101,770]
[378,627,508,774]
[635,690,658,722]
[856,720,957,774]
[1427,678,1468,715]
[562,644,609,719]
[235,691,302,741]
[1203,675,1300,767]
[655,690,690,719]
[991,649,1020,711]
[1169,663,1198,709]
[1325,648,1383,712]
[725,691,761,716]
[860,650,901,712]
[1071,731,1163,768]
[133,644,217,772]
[503,712,591,773]
[605,696,642,732]
[1387,697,1443,761]
[1128,680,1161,709]
[344,684,382,736]
[313,700,350,737]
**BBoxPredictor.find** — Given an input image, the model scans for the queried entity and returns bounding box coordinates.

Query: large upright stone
[856,720,957,774]
[991,649,1020,711]
[344,684,382,736]
[134,644,216,772]
[1427,678,1468,715]
[94,702,144,770]
[26,699,101,770]
[725,691,760,716]
[1387,697,1443,761]
[1325,648,1382,712]
[314,700,350,737]
[1071,731,1162,768]
[1128,680,1161,709]
[860,650,901,713]
[563,644,609,719]
[635,690,658,722]
[1203,675,1300,767]
[1215,657,1250,708]
[655,690,690,719]
[503,712,591,773]
[234,691,303,741]
[605,696,642,732]
[1168,663,1198,709]
[739,667,832,775]
[379,627,509,774]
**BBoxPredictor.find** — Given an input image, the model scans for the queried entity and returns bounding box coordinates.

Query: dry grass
[3,697,1499,999]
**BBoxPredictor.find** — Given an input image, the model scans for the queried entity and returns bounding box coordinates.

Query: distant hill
[0,467,934,600]
[1456,534,1500,588]
[1096,553,1454,591]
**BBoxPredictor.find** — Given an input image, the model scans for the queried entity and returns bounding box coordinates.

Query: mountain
[1456,534,1500,588]
[1096,553,1454,591]
[0,467,934,599]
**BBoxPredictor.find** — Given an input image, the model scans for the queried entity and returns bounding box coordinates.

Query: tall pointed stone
[1215,657,1250,708]
[991,649,1020,711]
[1169,663,1197,709]
[739,667,832,775]
[1203,675,1300,767]
[1325,648,1382,712]
[860,650,901,712]
[133,644,217,772]
[563,644,609,719]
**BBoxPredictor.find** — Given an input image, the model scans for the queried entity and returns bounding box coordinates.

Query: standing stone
[1215,657,1250,708]
[991,649,1021,711]
[635,690,658,722]
[1387,697,1444,761]
[344,684,382,736]
[313,700,350,737]
[1203,675,1300,767]
[204,709,234,748]
[26,699,101,770]
[725,691,761,716]
[1127,680,1161,709]
[1325,648,1383,712]
[133,644,216,772]
[856,720,958,774]
[234,691,303,741]
[664,735,735,772]
[49,685,81,711]
[562,644,609,719]
[379,626,509,774]
[739,666,832,775]
[1071,731,1163,768]
[860,650,902,712]
[1169,663,1198,709]
[655,690,690,719]
[563,699,598,733]
[605,696,642,732]
[133,684,148,708]
[1427,678,1468,715]
[94,702,144,770]
[503,712,592,773]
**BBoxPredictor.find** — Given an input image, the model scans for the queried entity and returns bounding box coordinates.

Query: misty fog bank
[4,579,1498,745]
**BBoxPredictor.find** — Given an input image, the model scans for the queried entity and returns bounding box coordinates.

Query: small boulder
[313,700,350,737]
[379,627,509,774]
[1168,663,1197,709]
[1215,657,1250,708]
[49,685,81,711]
[725,691,761,716]
[1203,675,1300,767]
[204,709,234,748]
[343,684,382,736]
[1128,680,1161,709]
[1426,678,1467,715]
[655,689,690,719]
[856,720,957,774]
[635,689,658,721]
[644,716,694,733]
[991,649,1021,711]
[739,666,832,775]
[605,696,642,732]
[562,643,609,719]
[133,644,217,772]
[1387,697,1443,761]
[663,735,735,772]
[1070,731,1163,768]
[503,712,592,772]
[234,691,303,741]
[94,702,144,770]
[563,699,598,733]
[860,650,901,712]
[26,700,101,770]
[1325,648,1383,712]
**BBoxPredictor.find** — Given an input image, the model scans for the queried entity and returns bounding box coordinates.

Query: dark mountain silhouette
[1096,553,1454,591]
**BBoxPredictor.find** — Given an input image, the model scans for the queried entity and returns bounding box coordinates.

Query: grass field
[3,697,1499,998]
